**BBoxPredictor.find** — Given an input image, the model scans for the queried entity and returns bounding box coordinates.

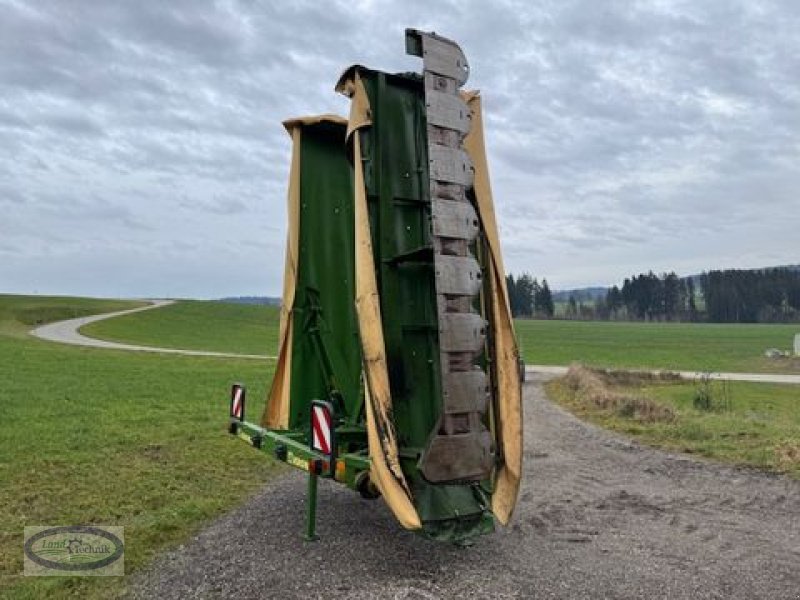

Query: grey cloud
[180,196,248,216]
[0,0,798,297]
[41,113,106,137]
[0,185,27,205]
[0,111,31,131]
[0,241,19,254]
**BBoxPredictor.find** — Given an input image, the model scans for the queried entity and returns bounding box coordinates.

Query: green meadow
[85,300,799,374]
[515,318,800,374]
[81,300,280,356]
[0,296,279,599]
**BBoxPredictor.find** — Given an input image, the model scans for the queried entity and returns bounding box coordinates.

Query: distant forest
[506,274,554,318]
[218,296,281,306]
[508,267,800,324]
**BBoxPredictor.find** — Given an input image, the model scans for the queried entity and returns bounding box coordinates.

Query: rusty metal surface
[409,30,493,483]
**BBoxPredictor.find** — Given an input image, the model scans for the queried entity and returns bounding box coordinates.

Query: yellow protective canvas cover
[462,92,523,525]
[339,72,422,529]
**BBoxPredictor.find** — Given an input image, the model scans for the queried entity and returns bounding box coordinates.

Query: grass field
[515,319,800,374]
[81,300,280,356]
[547,367,800,478]
[0,296,279,599]
[84,301,799,374]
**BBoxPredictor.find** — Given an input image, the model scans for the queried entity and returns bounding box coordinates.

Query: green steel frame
[229,419,370,491]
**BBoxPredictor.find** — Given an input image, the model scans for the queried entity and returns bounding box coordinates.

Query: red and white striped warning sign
[311,404,332,455]
[231,385,244,420]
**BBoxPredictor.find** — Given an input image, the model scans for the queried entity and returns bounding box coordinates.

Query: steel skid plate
[442,370,489,415]
[431,198,480,240]
[406,28,470,85]
[435,255,483,296]
[428,144,474,187]
[408,29,493,484]
[426,90,471,134]
[420,429,493,482]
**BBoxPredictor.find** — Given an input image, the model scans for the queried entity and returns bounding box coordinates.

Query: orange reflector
[306,459,329,475]
[335,459,346,481]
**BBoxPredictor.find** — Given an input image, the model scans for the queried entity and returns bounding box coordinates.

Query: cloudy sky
[1,1,798,298]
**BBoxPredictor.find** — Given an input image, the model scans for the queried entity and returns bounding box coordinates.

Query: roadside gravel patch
[129,373,800,599]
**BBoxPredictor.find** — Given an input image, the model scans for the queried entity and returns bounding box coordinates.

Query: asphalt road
[129,373,800,599]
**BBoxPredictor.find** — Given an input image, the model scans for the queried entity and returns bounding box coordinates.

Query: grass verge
[0,296,280,598]
[547,365,800,478]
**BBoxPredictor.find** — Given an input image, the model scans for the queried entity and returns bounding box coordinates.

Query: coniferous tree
[567,295,578,319]
[686,277,697,321]
[539,279,554,318]
[606,285,623,319]
[515,273,535,317]
[506,274,518,317]
[663,272,680,321]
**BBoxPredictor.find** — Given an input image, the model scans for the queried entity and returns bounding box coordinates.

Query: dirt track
[130,373,800,599]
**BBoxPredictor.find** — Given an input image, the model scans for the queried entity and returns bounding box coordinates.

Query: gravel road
[129,373,800,599]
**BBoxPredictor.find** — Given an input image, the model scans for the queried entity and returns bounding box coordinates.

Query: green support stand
[304,468,320,542]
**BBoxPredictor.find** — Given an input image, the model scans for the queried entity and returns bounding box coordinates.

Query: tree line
[701,268,800,323]
[597,271,697,321]
[506,273,554,318]
[506,267,800,323]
